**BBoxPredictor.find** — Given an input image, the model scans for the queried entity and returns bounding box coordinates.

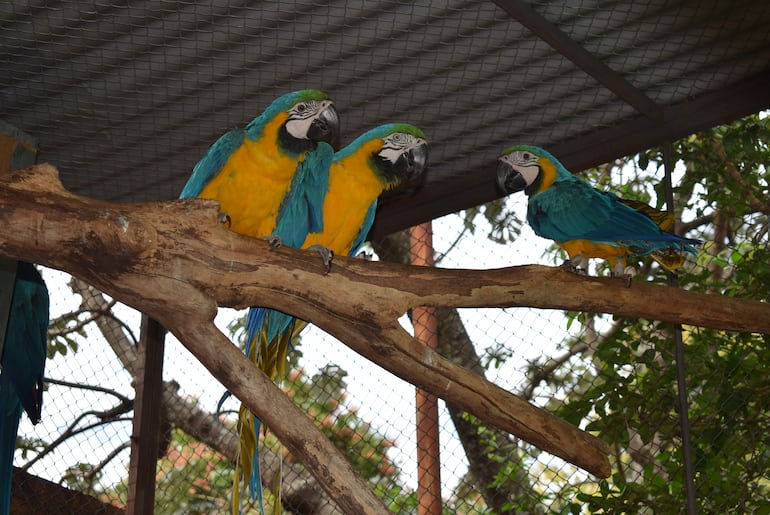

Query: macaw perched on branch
[0,262,49,515]
[180,90,339,514]
[496,145,700,276]
[238,124,428,513]
[180,89,340,239]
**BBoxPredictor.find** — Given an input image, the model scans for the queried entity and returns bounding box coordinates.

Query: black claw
[308,245,334,274]
[609,263,633,287]
[561,260,586,275]
[218,212,232,228]
[263,235,283,249]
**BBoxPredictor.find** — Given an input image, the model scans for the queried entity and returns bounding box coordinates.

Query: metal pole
[663,142,697,514]
[409,222,442,515]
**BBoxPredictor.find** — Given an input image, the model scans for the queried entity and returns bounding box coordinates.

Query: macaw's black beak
[308,103,341,151]
[399,141,429,181]
[496,159,527,194]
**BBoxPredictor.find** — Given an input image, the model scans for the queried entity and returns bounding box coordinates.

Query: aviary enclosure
[2,1,770,513]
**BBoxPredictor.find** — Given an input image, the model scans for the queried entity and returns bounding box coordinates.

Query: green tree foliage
[283,364,417,512]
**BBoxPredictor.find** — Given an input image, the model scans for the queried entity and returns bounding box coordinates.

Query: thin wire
[663,142,697,514]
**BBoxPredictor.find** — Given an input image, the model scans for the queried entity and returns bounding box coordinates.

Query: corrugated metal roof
[2,0,769,236]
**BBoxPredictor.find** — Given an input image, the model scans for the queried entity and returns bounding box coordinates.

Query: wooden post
[410,222,442,515]
[127,316,167,515]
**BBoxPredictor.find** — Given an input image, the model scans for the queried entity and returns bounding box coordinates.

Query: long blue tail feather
[250,416,263,506]
[237,306,297,514]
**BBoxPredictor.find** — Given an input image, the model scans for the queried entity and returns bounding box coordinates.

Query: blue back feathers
[509,145,700,255]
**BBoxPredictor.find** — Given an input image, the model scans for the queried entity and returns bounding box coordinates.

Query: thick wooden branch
[72,278,339,513]
[3,165,770,502]
[1,166,387,513]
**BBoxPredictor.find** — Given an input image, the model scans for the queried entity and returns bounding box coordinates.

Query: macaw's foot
[561,259,587,275]
[217,212,232,228]
[307,244,334,274]
[610,263,635,287]
[263,234,283,249]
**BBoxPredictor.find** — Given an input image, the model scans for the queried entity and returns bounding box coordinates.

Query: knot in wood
[82,211,155,264]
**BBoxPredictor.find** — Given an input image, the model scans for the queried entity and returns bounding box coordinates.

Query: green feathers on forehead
[379,123,425,139]
[349,123,425,147]
[290,89,329,103]
[338,123,425,157]
[261,89,329,118]
[501,144,552,161]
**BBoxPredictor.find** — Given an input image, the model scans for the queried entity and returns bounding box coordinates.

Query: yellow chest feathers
[198,114,299,237]
[303,145,387,254]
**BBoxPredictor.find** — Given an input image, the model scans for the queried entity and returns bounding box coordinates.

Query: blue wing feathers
[244,307,267,358]
[274,142,333,247]
[350,200,378,257]
[247,141,333,358]
[530,179,698,254]
[180,129,245,199]
[2,263,48,423]
[244,307,295,355]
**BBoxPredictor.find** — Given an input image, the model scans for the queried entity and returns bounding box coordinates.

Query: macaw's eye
[296,103,307,113]
[523,152,531,160]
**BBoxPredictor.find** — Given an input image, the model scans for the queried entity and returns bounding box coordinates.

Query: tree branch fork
[3,164,769,513]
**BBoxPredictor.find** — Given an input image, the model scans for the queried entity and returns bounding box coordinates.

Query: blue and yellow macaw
[237,123,428,512]
[0,261,49,515]
[180,89,339,514]
[180,89,340,239]
[496,145,700,275]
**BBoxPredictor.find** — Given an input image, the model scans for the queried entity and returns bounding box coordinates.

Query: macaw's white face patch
[284,99,333,140]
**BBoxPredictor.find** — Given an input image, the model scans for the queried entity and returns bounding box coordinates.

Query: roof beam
[492,0,664,122]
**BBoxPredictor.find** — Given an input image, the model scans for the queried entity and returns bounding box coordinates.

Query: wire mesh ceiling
[2,0,769,234]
